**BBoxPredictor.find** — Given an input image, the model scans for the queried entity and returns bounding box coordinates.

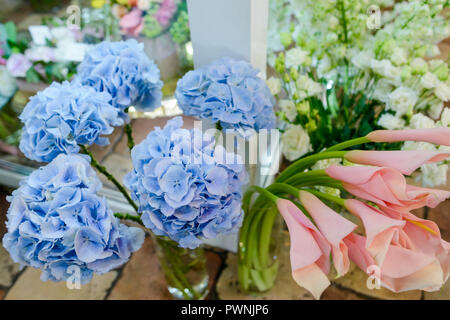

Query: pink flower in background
[6,53,32,77]
[155,0,176,28]
[276,198,331,299]
[120,9,144,36]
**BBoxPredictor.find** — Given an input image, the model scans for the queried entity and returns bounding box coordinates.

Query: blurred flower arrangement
[95,0,190,44]
[267,0,450,187]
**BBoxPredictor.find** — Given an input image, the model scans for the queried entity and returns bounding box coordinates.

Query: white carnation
[377,113,405,130]
[386,87,418,116]
[266,77,282,96]
[281,125,312,161]
[279,99,297,122]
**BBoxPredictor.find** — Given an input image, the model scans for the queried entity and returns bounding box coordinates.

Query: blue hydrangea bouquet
[3,38,450,300]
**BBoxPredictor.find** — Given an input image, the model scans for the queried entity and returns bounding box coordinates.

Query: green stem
[246,185,279,203]
[80,145,139,213]
[276,152,346,182]
[124,108,135,152]
[304,189,346,207]
[324,136,371,152]
[113,213,144,226]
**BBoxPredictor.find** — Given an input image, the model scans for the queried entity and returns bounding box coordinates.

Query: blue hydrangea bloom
[19,81,122,163]
[2,154,145,284]
[175,57,276,138]
[124,117,248,249]
[75,39,163,119]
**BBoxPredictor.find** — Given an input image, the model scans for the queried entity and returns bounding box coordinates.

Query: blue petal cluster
[75,39,163,118]
[124,117,247,249]
[175,57,276,138]
[19,81,122,163]
[2,154,145,284]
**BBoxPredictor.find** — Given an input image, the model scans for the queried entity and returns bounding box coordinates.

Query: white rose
[420,72,439,89]
[416,163,448,187]
[409,113,435,129]
[428,101,444,119]
[386,87,418,116]
[434,82,450,101]
[281,125,312,161]
[266,77,282,96]
[285,48,308,68]
[440,107,450,126]
[377,113,405,130]
[391,48,407,66]
[279,99,297,122]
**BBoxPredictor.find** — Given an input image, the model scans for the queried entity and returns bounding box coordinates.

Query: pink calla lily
[299,191,357,277]
[276,198,331,299]
[345,150,450,175]
[367,127,450,147]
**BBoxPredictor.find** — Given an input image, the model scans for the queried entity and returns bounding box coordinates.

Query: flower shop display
[267,0,450,187]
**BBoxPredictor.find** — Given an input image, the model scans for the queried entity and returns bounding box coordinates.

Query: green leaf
[4,21,16,43]
[25,67,41,83]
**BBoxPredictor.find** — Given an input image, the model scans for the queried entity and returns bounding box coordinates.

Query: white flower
[428,101,444,119]
[311,158,342,170]
[285,48,309,68]
[137,0,151,11]
[411,58,428,75]
[409,113,435,129]
[266,77,282,96]
[372,79,393,103]
[296,75,322,97]
[50,27,76,45]
[420,72,439,89]
[416,163,448,187]
[377,113,405,130]
[281,125,312,161]
[386,87,418,116]
[371,59,401,85]
[434,82,450,101]
[0,66,17,101]
[25,46,56,63]
[440,107,450,126]
[279,99,297,122]
[402,141,436,152]
[351,50,373,70]
[391,48,407,66]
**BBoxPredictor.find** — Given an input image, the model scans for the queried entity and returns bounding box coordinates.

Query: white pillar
[186,0,271,252]
[187,0,269,78]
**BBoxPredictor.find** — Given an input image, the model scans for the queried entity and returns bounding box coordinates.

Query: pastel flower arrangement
[267,0,450,187]
[104,0,183,40]
[239,127,450,298]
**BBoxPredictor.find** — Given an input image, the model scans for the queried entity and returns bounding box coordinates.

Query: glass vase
[152,235,209,300]
[238,208,283,294]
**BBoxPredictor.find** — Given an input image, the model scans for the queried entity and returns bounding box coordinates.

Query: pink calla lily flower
[120,9,144,36]
[276,198,331,299]
[367,127,450,147]
[299,191,357,277]
[345,150,450,175]
[326,165,450,212]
